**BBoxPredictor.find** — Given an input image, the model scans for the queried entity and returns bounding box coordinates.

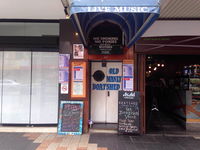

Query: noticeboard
[71,61,87,98]
[58,101,83,135]
[118,91,140,134]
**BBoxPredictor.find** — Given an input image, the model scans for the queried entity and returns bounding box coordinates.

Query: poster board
[71,61,87,98]
[123,60,134,91]
[118,91,140,134]
[59,54,70,94]
[58,101,83,135]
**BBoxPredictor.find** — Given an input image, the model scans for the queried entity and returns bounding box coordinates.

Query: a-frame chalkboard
[58,101,83,135]
[118,91,140,134]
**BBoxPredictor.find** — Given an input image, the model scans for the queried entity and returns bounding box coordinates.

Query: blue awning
[65,0,160,48]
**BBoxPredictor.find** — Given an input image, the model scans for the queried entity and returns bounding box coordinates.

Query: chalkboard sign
[118,91,140,134]
[58,101,83,135]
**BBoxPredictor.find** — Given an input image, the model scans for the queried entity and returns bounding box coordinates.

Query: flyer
[73,66,83,80]
[72,81,83,95]
[59,54,70,68]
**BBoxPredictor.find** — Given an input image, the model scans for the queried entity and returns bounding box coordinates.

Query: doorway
[90,61,122,123]
[145,55,200,133]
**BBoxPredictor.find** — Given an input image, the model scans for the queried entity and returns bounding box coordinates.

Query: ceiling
[160,0,200,19]
[0,0,65,20]
[0,0,199,20]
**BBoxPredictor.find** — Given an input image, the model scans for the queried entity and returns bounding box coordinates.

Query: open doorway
[145,55,200,134]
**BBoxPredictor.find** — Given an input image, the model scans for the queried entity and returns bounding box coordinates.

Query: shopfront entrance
[91,62,122,123]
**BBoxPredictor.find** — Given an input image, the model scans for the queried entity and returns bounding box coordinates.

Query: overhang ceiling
[160,0,200,19]
[0,0,66,20]
[0,0,199,20]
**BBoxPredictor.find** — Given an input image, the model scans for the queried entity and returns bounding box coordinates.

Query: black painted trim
[0,36,59,51]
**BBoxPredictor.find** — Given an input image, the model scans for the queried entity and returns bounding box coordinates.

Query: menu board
[118,91,140,134]
[58,101,83,135]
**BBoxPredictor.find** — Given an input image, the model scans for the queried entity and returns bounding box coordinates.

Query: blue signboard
[66,0,160,48]
[69,0,160,14]
[58,101,83,135]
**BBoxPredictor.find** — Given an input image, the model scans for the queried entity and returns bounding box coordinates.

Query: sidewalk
[0,132,200,150]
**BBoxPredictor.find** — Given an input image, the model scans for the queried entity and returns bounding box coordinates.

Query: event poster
[73,44,84,59]
[123,60,134,91]
[59,54,70,94]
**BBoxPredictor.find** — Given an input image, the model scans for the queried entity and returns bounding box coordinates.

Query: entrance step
[89,129,117,134]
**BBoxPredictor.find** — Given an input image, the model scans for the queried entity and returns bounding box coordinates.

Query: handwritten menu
[118,91,140,134]
[58,101,83,135]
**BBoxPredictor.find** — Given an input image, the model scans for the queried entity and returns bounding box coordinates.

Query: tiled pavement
[23,133,107,150]
[1,132,200,150]
[89,133,200,150]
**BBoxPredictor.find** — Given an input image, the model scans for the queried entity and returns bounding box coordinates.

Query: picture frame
[73,44,84,59]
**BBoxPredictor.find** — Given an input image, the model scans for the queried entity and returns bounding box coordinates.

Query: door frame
[89,60,123,123]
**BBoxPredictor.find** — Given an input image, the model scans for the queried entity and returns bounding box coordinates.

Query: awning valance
[63,0,160,48]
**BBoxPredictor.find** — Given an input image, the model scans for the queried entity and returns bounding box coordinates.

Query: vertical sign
[71,61,87,98]
[118,91,140,134]
[123,60,134,91]
[58,101,83,135]
[59,54,70,94]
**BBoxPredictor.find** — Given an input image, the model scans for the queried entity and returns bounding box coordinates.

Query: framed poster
[59,54,70,94]
[71,61,87,98]
[123,60,134,91]
[73,44,84,59]
[58,101,83,135]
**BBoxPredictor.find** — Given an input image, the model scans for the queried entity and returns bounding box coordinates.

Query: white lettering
[87,7,150,13]
[123,92,135,97]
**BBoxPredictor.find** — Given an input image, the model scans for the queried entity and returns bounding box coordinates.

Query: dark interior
[145,55,200,133]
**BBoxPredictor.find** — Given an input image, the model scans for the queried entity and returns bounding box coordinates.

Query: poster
[73,66,83,80]
[59,70,69,83]
[123,60,134,91]
[72,82,83,95]
[73,44,84,59]
[59,54,70,94]
[59,54,70,68]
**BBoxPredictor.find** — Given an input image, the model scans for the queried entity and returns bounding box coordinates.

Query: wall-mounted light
[161,64,165,67]
[75,32,79,36]
[157,63,160,67]
[66,15,70,19]
[153,67,157,71]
